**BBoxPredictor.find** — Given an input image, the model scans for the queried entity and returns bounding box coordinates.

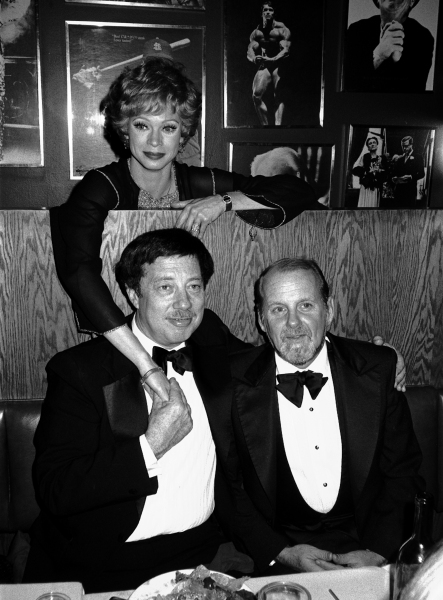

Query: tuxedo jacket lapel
[234,345,280,512]
[327,335,380,504]
[101,344,148,441]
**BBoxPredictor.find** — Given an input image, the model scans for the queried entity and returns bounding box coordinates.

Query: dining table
[82,565,392,600]
[0,565,392,600]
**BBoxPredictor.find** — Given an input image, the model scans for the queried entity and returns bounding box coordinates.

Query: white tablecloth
[83,566,391,600]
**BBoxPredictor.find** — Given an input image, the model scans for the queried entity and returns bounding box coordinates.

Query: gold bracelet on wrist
[140,366,164,385]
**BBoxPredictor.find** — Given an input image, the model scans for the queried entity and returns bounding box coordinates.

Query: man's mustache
[169,311,195,319]
[280,327,311,340]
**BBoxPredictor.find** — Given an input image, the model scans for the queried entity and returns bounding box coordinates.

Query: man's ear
[126,287,140,310]
[326,297,334,328]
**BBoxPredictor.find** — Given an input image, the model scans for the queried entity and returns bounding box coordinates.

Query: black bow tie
[152,345,193,376]
[276,370,328,408]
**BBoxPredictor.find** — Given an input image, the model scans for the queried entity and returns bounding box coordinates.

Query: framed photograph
[65,0,205,8]
[66,22,205,179]
[345,125,435,209]
[0,0,44,167]
[229,142,334,206]
[224,0,324,128]
[343,0,439,92]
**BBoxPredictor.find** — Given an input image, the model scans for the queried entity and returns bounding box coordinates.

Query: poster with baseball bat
[66,22,205,179]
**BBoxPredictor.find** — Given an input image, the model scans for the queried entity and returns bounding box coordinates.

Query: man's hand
[373,21,405,68]
[371,336,406,392]
[145,378,193,459]
[277,545,342,573]
[329,550,386,569]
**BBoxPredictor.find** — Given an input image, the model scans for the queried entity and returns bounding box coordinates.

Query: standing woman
[51,58,323,400]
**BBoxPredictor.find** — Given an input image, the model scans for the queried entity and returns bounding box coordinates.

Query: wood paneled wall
[1,209,442,400]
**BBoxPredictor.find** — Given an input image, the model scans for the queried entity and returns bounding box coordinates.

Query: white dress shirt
[126,319,216,541]
[276,341,342,513]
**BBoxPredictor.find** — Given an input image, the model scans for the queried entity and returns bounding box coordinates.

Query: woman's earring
[178,142,186,154]
[123,136,129,149]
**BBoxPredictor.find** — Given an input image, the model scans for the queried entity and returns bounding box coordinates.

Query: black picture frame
[229,142,334,206]
[342,0,439,92]
[224,0,325,128]
[345,125,435,209]
[65,0,205,8]
[66,21,205,179]
[0,0,44,167]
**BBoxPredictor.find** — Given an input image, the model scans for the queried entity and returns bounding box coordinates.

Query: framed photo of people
[0,0,44,167]
[66,22,205,179]
[65,0,205,8]
[224,0,325,128]
[342,0,439,92]
[345,125,435,209]
[229,142,334,206]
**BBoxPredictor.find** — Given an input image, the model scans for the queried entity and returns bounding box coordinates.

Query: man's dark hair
[254,257,330,316]
[115,228,214,297]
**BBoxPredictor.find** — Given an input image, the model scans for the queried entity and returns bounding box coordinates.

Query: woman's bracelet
[140,366,164,385]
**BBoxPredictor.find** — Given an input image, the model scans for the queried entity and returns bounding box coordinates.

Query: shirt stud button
[315,445,319,450]
[309,407,314,412]
[323,483,327,487]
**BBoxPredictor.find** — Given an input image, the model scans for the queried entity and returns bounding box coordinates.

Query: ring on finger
[191,223,201,233]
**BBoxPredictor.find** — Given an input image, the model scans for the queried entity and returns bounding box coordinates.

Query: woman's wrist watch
[221,193,232,212]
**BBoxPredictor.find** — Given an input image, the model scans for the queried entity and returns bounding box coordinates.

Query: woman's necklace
[127,159,179,209]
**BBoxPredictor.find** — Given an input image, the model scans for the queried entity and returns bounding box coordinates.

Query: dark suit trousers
[25,518,222,594]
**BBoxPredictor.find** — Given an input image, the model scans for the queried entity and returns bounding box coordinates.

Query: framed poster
[229,142,333,206]
[65,0,205,8]
[224,0,324,128]
[66,22,205,179]
[0,0,44,167]
[343,0,439,92]
[345,125,435,209]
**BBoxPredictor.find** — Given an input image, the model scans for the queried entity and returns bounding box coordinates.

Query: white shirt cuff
[139,435,162,477]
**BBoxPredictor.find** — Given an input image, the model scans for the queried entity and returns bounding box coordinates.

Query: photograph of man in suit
[24,228,252,593]
[227,258,423,573]
[391,135,425,208]
[343,0,435,92]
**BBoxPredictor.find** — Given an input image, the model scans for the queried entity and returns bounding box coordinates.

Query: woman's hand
[142,367,170,401]
[371,335,406,392]
[172,196,226,237]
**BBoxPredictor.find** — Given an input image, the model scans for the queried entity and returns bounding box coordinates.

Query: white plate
[129,569,239,600]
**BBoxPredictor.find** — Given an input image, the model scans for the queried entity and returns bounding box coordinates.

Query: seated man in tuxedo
[227,258,423,573]
[25,228,252,593]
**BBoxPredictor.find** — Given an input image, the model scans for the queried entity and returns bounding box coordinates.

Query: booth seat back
[404,386,443,515]
[0,401,42,534]
[0,388,442,538]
